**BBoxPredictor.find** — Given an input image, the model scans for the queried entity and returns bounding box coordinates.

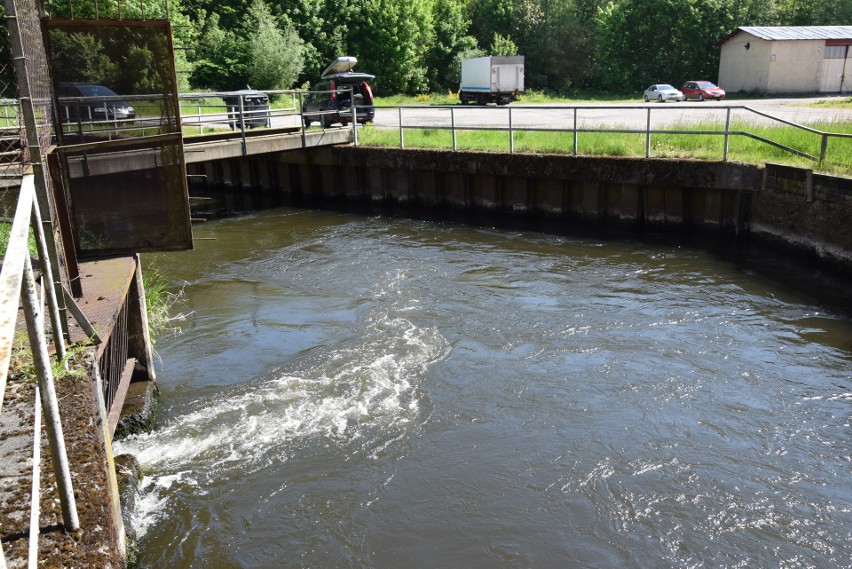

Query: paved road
[369,97,852,131]
[186,96,851,134]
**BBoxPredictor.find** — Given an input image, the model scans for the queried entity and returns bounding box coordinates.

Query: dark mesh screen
[45,18,192,254]
[45,19,180,144]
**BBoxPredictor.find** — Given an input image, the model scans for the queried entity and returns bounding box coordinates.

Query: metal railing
[371,103,852,168]
[0,175,79,568]
[7,92,850,171]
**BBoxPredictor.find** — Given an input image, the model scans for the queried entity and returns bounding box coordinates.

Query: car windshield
[698,82,716,88]
[659,85,675,90]
[76,85,120,98]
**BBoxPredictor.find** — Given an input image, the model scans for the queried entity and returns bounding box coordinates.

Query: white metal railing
[370,103,852,166]
[0,174,79,568]
[7,92,850,169]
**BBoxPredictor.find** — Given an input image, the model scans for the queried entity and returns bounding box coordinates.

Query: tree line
[19,0,852,97]
[181,0,848,95]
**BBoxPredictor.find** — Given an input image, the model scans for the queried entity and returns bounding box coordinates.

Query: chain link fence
[0,6,23,178]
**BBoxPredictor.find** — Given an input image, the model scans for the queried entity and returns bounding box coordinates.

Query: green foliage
[425,0,479,91]
[190,10,246,90]
[142,265,186,345]
[246,0,305,90]
[48,25,178,97]
[36,0,846,97]
[594,0,724,91]
[47,31,120,87]
[190,0,306,90]
[353,0,434,94]
[489,33,517,56]
[0,222,38,258]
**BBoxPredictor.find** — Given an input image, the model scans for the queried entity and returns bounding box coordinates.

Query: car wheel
[658,95,664,102]
[698,94,704,102]
[320,113,329,128]
[644,95,649,102]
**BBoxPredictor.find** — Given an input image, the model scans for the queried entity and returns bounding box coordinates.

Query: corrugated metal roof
[718,26,852,45]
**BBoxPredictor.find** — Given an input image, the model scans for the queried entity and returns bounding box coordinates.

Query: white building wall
[766,39,824,93]
[719,31,848,94]
[719,33,772,92]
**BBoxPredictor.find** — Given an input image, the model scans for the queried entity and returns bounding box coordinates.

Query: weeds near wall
[142,265,188,346]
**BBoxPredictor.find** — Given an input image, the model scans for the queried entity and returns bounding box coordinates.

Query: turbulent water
[115,208,851,568]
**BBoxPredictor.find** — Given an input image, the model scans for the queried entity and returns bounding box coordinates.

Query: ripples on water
[116,209,851,568]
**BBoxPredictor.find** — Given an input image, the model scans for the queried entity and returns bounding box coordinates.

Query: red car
[680,81,725,101]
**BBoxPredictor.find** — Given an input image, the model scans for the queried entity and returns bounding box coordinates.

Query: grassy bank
[357,121,852,177]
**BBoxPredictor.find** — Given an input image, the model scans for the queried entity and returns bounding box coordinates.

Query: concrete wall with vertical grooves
[185,147,852,274]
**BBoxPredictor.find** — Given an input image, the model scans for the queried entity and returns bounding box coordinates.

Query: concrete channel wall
[186,147,852,274]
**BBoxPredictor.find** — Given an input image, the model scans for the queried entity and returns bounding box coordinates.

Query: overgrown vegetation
[7,331,92,383]
[357,121,852,177]
[142,265,186,345]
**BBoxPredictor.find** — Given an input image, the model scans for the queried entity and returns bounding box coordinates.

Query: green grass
[807,97,852,109]
[0,221,37,258]
[357,121,852,177]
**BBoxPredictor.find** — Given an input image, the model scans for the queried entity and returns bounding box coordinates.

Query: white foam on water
[115,311,450,535]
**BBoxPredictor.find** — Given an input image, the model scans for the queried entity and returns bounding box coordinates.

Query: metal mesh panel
[42,16,193,255]
[3,0,68,289]
[45,19,181,145]
[0,6,23,175]
[12,0,56,162]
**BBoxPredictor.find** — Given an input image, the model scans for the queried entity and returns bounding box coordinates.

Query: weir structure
[1,2,851,568]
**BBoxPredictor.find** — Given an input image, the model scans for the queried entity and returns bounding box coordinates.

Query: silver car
[643,84,684,102]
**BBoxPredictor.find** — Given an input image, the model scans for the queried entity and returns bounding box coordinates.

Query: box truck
[459,56,525,105]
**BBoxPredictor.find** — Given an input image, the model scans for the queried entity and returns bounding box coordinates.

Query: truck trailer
[459,56,525,105]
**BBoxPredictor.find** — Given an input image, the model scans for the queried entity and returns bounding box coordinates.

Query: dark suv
[56,82,136,123]
[303,56,375,128]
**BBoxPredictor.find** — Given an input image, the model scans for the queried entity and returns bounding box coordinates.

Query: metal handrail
[6,92,850,166]
[371,103,850,165]
[0,174,79,568]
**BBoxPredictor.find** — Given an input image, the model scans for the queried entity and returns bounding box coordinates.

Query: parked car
[222,89,271,129]
[56,82,136,122]
[680,81,725,101]
[303,56,375,128]
[643,84,685,102]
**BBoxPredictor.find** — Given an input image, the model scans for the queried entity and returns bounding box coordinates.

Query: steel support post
[451,107,457,151]
[351,88,358,145]
[31,200,66,362]
[723,107,731,161]
[20,260,79,532]
[299,91,306,148]
[508,107,514,153]
[645,108,652,158]
[399,107,404,149]
[239,95,247,155]
[573,109,578,156]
